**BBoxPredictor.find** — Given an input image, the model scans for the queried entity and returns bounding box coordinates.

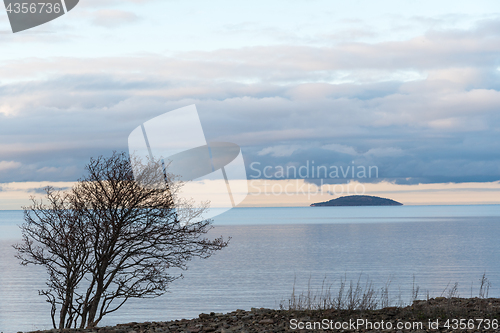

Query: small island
[310,195,403,207]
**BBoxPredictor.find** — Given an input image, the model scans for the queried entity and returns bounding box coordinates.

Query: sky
[1,0,500,208]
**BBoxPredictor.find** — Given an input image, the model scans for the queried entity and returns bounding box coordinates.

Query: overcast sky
[1,0,500,206]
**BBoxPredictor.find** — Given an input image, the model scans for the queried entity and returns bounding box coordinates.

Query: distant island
[310,195,403,207]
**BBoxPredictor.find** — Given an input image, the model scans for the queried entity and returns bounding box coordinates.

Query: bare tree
[14,152,229,329]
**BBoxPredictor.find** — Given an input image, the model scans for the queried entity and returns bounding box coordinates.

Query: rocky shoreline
[27,298,500,333]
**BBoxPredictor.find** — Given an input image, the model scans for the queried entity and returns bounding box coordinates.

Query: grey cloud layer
[1,19,500,183]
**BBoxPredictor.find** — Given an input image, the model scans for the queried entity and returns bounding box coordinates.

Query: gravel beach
[25,297,500,333]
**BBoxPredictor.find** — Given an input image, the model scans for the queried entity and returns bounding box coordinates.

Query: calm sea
[1,205,499,332]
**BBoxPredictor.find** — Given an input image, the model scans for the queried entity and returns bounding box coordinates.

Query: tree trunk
[86,275,104,327]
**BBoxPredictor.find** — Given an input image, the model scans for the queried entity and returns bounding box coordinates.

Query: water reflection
[0,208,499,332]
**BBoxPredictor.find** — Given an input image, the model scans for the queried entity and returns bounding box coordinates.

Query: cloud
[0,19,498,83]
[0,161,22,171]
[364,147,405,157]
[257,145,302,157]
[91,10,140,28]
[322,144,358,155]
[1,18,500,184]
[322,144,405,157]
[27,185,71,194]
[80,0,160,8]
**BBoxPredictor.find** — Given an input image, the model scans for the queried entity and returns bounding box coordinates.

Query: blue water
[1,206,499,332]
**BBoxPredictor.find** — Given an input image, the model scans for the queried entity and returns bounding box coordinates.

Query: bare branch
[14,152,229,329]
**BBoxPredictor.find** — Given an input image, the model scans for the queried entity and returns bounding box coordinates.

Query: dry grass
[279,273,494,313]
